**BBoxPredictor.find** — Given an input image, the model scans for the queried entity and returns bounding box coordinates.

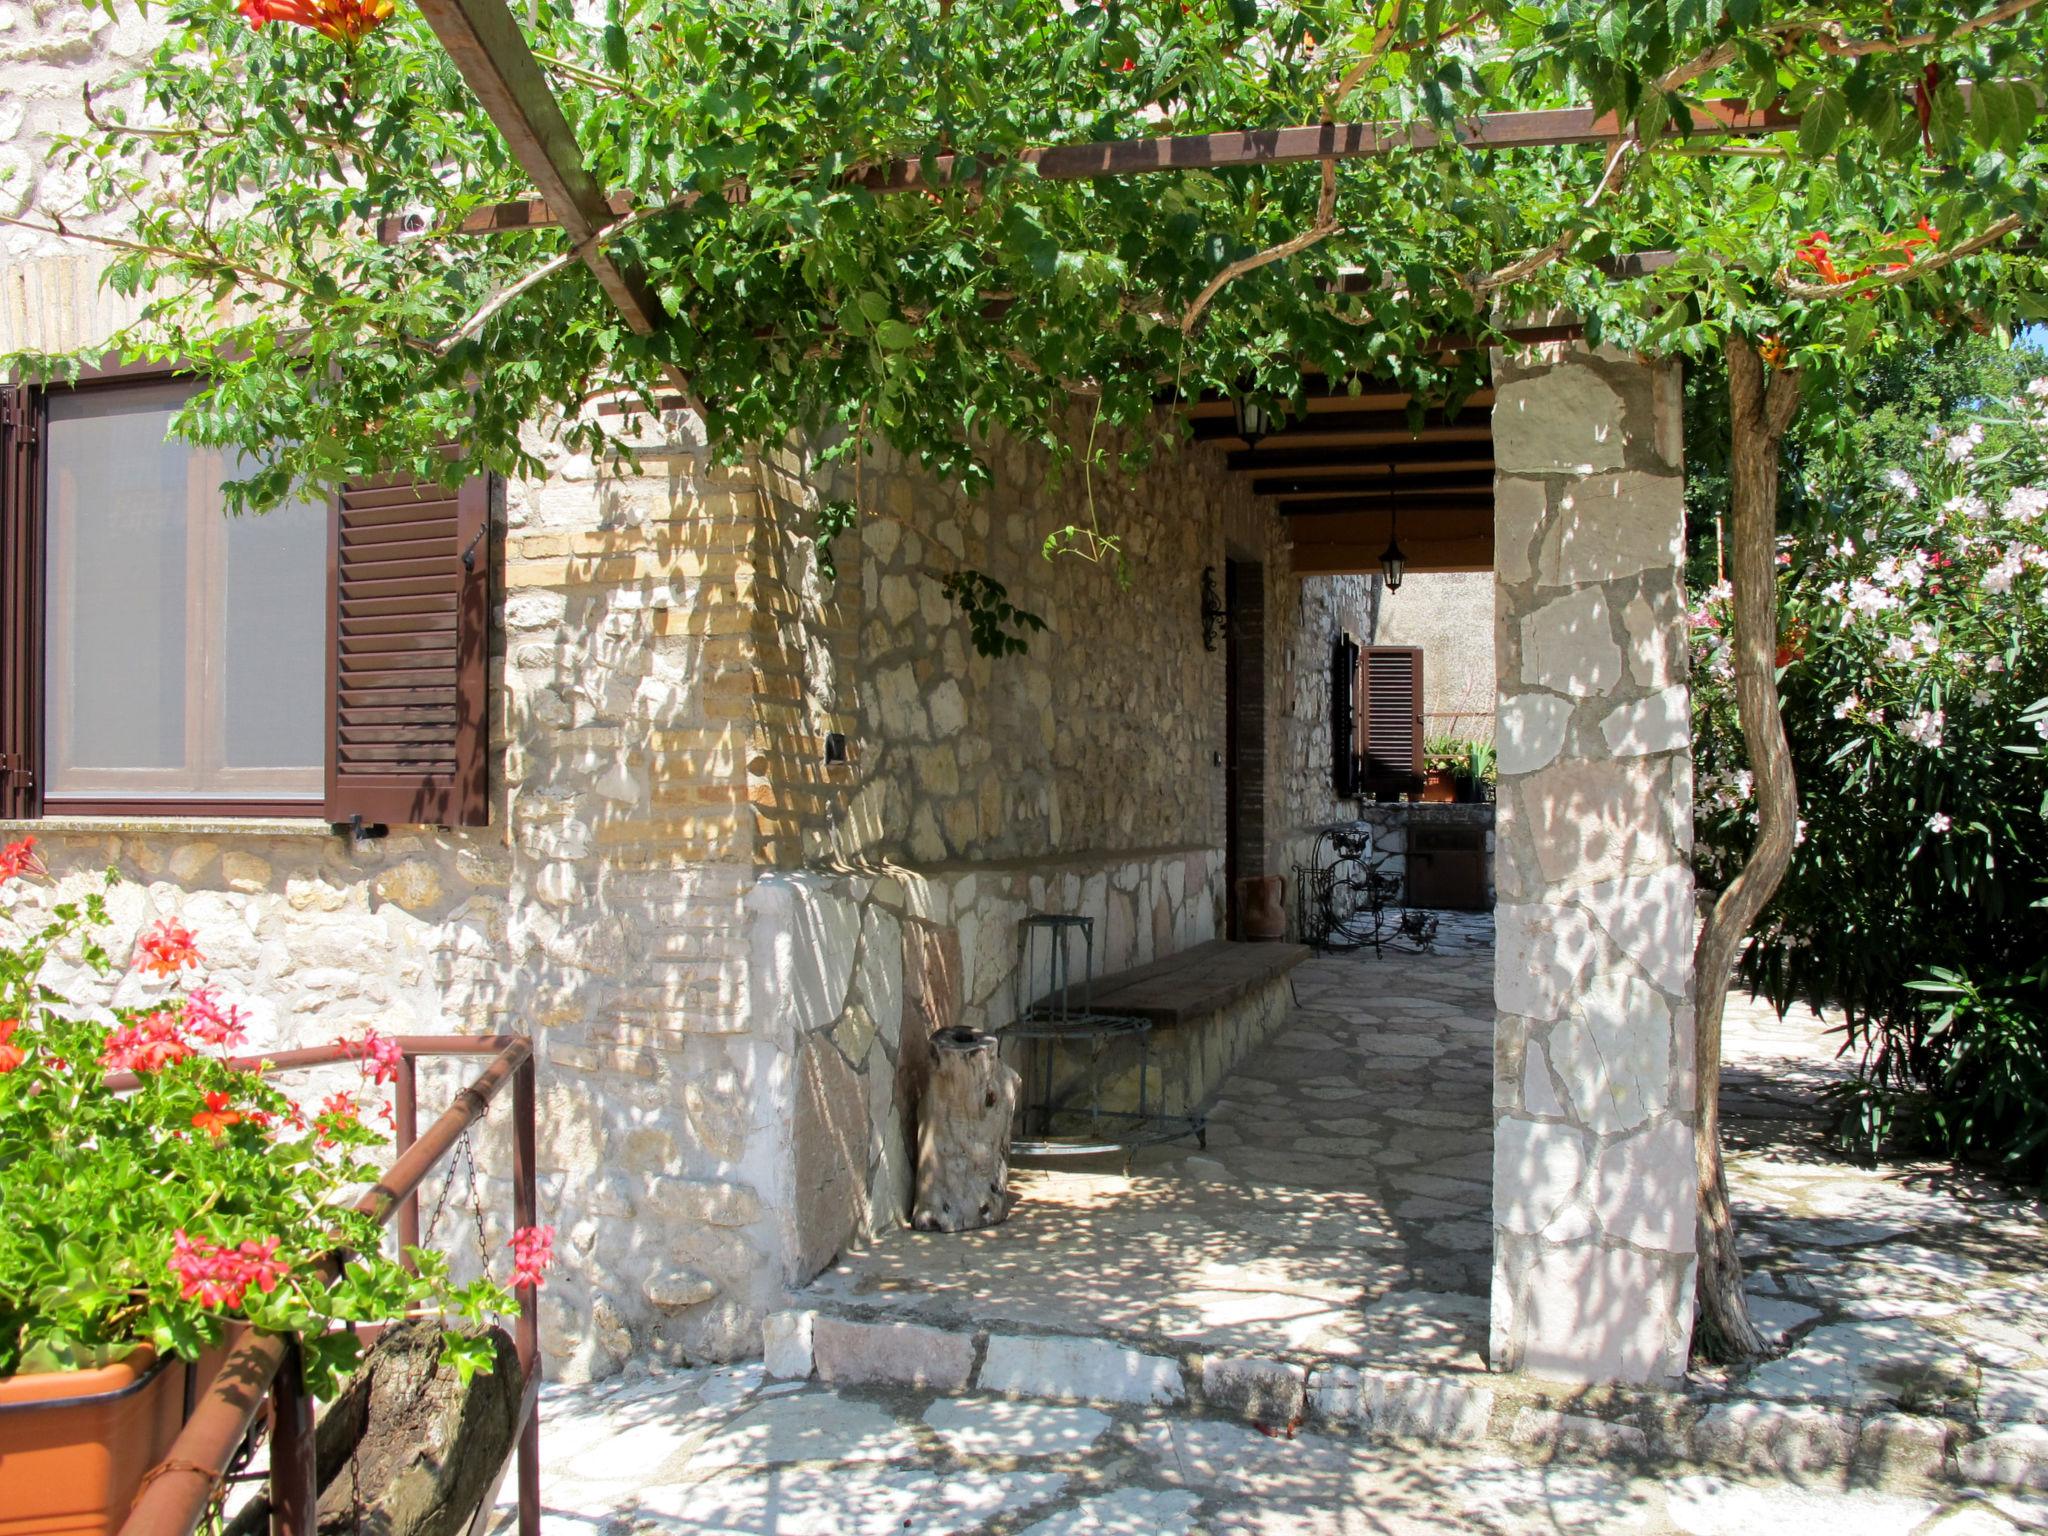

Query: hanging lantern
[1380,512,1407,592]
[1233,398,1275,448]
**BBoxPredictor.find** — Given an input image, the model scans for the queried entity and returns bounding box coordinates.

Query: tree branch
[1467,130,1639,296]
[1179,157,1341,336]
[0,210,310,298]
[435,198,692,352]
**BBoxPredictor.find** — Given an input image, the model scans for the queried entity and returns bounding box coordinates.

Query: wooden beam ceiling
[1188,405,1491,442]
[1288,506,1492,577]
[1254,468,1493,496]
[1224,440,1491,472]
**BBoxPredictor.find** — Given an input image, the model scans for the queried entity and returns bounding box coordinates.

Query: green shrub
[1692,374,2048,1184]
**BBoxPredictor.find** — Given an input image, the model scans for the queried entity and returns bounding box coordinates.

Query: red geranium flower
[192,1090,245,1139]
[0,1019,23,1074]
[509,1224,555,1290]
[135,919,202,978]
[101,1011,194,1074]
[0,837,43,882]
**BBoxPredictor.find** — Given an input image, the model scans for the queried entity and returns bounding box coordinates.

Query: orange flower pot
[0,1347,198,1536]
[1420,768,1460,804]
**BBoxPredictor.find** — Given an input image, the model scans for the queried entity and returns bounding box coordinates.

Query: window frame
[9,360,323,823]
[1,357,494,829]
[35,367,329,817]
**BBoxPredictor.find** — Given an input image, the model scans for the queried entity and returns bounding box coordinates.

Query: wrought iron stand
[1294,821,1440,956]
[1000,913,1205,1156]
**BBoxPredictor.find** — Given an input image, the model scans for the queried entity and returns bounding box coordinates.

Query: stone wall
[1487,343,1698,1384]
[1372,571,1497,747]
[733,419,1370,1248]
[1,8,1378,1382]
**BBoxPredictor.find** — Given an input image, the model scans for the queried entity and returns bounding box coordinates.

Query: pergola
[396,0,1798,579]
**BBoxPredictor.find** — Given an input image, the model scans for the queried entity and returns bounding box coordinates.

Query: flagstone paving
[802,912,2048,1429]
[491,1362,2048,1535]
[485,913,2048,1531]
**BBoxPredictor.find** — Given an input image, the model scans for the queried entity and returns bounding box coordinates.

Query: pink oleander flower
[135,919,203,978]
[509,1224,555,1290]
[181,986,248,1050]
[169,1230,289,1311]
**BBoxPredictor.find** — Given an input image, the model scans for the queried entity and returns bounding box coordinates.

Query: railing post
[395,1051,420,1269]
[270,1337,318,1536]
[513,1054,540,1536]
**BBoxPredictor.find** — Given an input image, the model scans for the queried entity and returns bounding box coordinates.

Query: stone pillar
[1488,344,1698,1384]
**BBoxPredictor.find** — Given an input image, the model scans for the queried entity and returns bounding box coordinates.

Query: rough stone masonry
[1489,341,1700,1383]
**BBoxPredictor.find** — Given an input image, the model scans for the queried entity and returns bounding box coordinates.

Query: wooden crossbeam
[1255,469,1495,496]
[409,0,686,386]
[1225,440,1490,472]
[1277,495,1493,517]
[1188,406,1490,441]
[385,99,1791,242]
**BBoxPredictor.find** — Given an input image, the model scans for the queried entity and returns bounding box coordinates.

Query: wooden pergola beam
[383,99,1791,243]
[409,0,672,348]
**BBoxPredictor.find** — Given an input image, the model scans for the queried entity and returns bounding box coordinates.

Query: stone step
[759,1307,2048,1495]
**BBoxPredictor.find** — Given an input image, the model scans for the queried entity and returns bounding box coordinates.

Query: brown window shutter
[1357,645,1424,787]
[324,461,492,827]
[0,388,42,820]
[1331,632,1360,797]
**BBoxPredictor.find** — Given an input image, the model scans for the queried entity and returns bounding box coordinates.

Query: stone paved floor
[491,1360,2046,1535]
[491,916,2048,1532]
[804,913,1500,1370]
[808,912,2048,1415]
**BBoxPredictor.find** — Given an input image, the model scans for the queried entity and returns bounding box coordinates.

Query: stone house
[2,9,1700,1387]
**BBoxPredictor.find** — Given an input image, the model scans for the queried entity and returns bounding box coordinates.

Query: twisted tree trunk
[1692,334,1803,1363]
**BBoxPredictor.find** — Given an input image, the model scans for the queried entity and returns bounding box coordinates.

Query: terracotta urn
[1237,875,1287,942]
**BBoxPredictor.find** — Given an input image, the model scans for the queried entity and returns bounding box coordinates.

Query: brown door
[1223,560,1264,939]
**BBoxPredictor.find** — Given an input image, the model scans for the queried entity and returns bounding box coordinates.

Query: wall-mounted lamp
[1200,565,1229,651]
[1380,512,1407,593]
[1233,398,1276,449]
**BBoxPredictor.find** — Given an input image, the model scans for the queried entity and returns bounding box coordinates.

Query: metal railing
[113,1035,540,1536]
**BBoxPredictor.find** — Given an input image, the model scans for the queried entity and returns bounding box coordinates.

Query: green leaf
[1797,90,1848,159]
[874,319,918,351]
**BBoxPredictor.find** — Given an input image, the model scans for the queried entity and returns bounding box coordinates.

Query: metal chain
[418,1126,472,1250]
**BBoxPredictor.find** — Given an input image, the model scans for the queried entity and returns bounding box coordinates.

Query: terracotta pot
[1420,768,1459,804]
[0,1346,198,1536]
[1236,875,1287,942]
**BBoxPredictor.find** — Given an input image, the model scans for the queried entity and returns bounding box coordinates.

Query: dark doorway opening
[1223,559,1265,940]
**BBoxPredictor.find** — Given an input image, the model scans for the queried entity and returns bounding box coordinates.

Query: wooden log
[912,1027,1020,1233]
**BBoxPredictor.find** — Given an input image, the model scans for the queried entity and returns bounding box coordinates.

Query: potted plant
[1461,741,1498,804]
[1422,735,1467,803]
[0,846,547,1536]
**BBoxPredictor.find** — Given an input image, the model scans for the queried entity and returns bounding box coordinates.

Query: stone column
[1488,344,1698,1384]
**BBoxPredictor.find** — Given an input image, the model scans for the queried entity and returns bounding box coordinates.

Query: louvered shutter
[1331,632,1359,798]
[0,388,41,820]
[324,461,491,827]
[1356,645,1423,788]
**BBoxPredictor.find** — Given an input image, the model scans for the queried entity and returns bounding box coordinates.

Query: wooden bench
[1028,939,1310,1119]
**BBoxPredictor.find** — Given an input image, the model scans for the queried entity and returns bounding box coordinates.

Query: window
[0,371,493,826]
[42,381,327,805]
[1356,645,1424,789]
